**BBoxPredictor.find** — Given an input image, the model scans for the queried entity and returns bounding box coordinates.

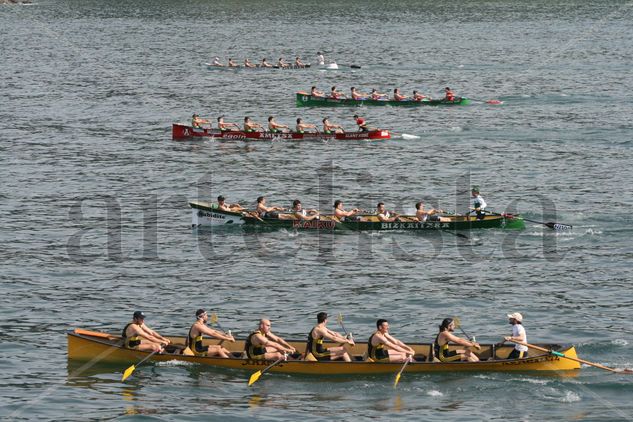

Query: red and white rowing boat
[172,123,390,141]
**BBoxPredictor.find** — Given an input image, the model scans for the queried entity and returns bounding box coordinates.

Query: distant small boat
[296,92,471,107]
[205,63,311,70]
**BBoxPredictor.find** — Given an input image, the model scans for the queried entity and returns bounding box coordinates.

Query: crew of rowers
[122,311,528,362]
[210,56,309,68]
[213,186,487,221]
[308,85,458,102]
[191,114,375,134]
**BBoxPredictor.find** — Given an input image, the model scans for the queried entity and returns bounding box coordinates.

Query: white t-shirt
[470,194,487,210]
[512,324,528,352]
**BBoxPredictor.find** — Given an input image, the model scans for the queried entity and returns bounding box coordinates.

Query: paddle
[121,346,164,381]
[487,211,572,231]
[453,317,481,350]
[507,340,633,374]
[247,354,287,386]
[337,313,351,337]
[209,312,233,345]
[393,358,410,388]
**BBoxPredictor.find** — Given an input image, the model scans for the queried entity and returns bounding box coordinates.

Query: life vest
[367,333,389,362]
[122,323,141,349]
[445,90,455,101]
[245,330,267,359]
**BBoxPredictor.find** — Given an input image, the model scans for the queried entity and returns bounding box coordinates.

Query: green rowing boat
[296,92,471,107]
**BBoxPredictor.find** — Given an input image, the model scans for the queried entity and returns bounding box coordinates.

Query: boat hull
[189,201,525,231]
[296,92,471,107]
[172,124,390,141]
[68,329,581,375]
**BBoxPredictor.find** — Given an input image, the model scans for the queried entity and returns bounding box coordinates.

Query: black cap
[133,311,145,320]
[196,309,206,318]
[217,195,225,201]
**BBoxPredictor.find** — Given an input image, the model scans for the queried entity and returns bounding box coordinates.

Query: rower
[291,199,319,221]
[350,87,368,100]
[260,57,272,68]
[376,202,400,222]
[310,86,325,98]
[353,114,369,132]
[244,58,256,68]
[316,51,325,65]
[415,202,448,222]
[187,309,235,358]
[294,56,306,68]
[306,312,354,362]
[244,319,296,360]
[433,318,480,362]
[217,115,239,131]
[333,199,361,221]
[295,118,317,134]
[371,88,388,100]
[191,113,210,129]
[212,56,224,67]
[244,116,263,132]
[412,90,428,101]
[367,319,415,363]
[469,186,487,220]
[330,86,345,99]
[322,117,344,134]
[277,57,289,68]
[500,312,528,359]
[393,88,408,101]
[122,311,170,353]
[217,195,244,212]
[267,116,289,133]
[444,87,456,101]
[256,196,284,218]
[228,58,238,67]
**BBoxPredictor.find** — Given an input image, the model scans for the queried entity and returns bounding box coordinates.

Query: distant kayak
[296,92,470,107]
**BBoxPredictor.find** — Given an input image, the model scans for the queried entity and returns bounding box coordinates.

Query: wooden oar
[121,346,164,381]
[393,358,410,388]
[247,354,286,386]
[337,313,350,337]
[487,211,572,231]
[508,340,633,373]
[453,317,481,350]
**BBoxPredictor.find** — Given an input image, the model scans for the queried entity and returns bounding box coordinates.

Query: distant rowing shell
[296,92,471,107]
[205,63,312,70]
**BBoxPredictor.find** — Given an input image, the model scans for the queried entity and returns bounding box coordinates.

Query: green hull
[296,93,471,107]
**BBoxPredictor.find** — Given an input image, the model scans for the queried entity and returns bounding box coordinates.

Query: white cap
[507,312,523,322]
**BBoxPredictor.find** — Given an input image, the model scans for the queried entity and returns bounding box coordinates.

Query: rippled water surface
[2,0,633,420]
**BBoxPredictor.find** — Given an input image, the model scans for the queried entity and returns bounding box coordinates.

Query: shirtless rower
[245,319,296,360]
[217,116,239,131]
[295,118,317,133]
[367,319,415,363]
[244,116,263,132]
[306,312,355,362]
[122,311,170,353]
[310,86,325,97]
[333,199,361,221]
[330,86,345,99]
[256,196,285,218]
[217,195,244,212]
[415,202,449,222]
[291,199,319,221]
[228,58,238,67]
[412,90,428,101]
[393,88,408,101]
[260,57,272,68]
[353,114,369,132]
[294,56,306,68]
[191,113,210,129]
[244,58,256,68]
[277,57,289,68]
[444,87,456,101]
[376,202,400,222]
[211,56,224,67]
[187,309,235,358]
[433,318,480,362]
[371,88,388,100]
[350,86,369,100]
[322,117,344,134]
[267,116,289,133]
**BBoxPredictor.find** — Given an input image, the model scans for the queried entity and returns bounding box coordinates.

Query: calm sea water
[1,0,633,420]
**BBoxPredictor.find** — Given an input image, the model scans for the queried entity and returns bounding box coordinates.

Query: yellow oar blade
[393,373,402,388]
[210,312,218,324]
[121,365,136,382]
[247,370,263,386]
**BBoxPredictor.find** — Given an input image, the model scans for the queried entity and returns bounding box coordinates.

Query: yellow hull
[68,329,581,376]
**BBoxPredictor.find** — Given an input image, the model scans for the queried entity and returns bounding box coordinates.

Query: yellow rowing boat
[68,329,580,375]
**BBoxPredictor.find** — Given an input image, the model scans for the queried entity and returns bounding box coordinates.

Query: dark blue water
[1,0,632,420]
